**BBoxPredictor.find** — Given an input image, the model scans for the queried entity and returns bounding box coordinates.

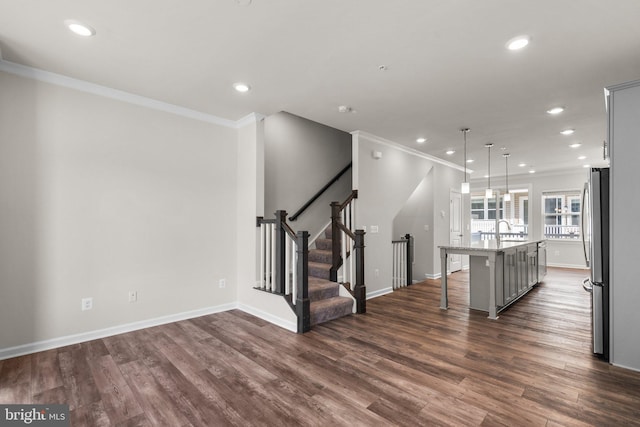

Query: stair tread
[308,261,331,269]
[310,296,352,310]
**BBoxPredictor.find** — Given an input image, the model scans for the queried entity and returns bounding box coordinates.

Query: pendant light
[460,128,470,194]
[485,143,494,198]
[503,153,511,202]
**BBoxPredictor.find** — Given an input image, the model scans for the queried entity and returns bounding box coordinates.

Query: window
[542,190,581,239]
[470,190,528,241]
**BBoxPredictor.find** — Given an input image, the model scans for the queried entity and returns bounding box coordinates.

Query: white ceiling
[2,0,639,178]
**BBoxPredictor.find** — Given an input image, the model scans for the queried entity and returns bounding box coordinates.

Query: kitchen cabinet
[537,241,547,280]
[516,246,528,294]
[608,79,640,369]
[527,243,538,287]
[503,247,518,305]
[440,239,546,319]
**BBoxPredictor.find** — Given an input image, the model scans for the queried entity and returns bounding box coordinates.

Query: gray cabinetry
[538,241,547,280]
[503,248,518,305]
[527,243,538,287]
[516,246,528,294]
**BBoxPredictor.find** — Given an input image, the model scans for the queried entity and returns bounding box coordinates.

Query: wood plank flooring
[2,267,640,426]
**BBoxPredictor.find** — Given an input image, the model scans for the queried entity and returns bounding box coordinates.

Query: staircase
[308,227,353,325]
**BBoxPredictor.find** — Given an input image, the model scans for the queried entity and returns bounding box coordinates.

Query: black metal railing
[289,162,352,221]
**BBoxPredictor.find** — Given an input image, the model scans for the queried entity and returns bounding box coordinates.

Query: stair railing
[392,234,414,289]
[330,191,366,313]
[256,210,310,333]
[289,162,352,221]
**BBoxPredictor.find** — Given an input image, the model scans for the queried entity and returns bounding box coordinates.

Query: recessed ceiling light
[466,159,474,163]
[506,35,531,51]
[65,19,95,37]
[529,169,536,174]
[560,129,575,135]
[233,82,251,93]
[547,107,564,115]
[569,143,582,148]
[416,137,426,144]
[338,105,356,113]
[578,155,587,160]
[518,163,527,167]
[446,150,455,155]
[583,164,591,168]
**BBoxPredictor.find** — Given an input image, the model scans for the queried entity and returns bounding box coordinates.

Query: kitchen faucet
[496,219,512,245]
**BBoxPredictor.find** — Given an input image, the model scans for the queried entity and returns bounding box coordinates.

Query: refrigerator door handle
[582,277,593,293]
[581,181,590,268]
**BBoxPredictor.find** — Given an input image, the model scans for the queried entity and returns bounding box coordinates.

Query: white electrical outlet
[374,269,379,277]
[81,297,93,311]
[219,279,226,288]
[371,225,379,233]
[128,291,137,303]
[424,225,430,232]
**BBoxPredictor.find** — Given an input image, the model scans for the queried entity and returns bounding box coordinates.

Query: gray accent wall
[264,112,352,239]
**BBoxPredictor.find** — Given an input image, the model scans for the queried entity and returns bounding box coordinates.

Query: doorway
[449,190,463,272]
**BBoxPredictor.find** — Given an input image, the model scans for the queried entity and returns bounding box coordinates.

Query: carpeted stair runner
[308,227,353,325]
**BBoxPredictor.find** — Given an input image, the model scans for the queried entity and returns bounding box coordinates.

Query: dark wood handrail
[289,162,352,221]
[339,189,358,211]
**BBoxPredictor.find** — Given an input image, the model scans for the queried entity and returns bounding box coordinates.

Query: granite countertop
[439,239,545,252]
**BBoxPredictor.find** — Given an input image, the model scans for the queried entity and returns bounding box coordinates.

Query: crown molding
[0,59,261,129]
[351,130,468,173]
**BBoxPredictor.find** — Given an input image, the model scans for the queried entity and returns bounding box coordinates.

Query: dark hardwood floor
[2,267,640,426]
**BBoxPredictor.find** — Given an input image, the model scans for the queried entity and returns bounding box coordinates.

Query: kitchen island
[439,239,546,319]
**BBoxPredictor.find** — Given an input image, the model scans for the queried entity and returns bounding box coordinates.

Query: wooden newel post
[330,201,341,282]
[354,229,366,314]
[405,233,413,286]
[274,210,287,295]
[296,231,310,333]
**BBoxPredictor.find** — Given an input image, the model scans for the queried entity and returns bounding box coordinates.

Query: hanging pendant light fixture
[503,153,511,202]
[460,128,470,194]
[485,143,494,198]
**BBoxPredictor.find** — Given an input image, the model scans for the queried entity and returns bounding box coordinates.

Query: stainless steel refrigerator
[581,167,610,361]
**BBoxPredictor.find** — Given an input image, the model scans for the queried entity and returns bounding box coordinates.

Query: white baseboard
[425,273,441,280]
[236,303,297,333]
[547,263,589,270]
[0,303,238,361]
[367,287,393,299]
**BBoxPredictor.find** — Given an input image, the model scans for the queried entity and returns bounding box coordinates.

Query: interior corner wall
[352,133,436,296]
[0,70,239,351]
[392,170,435,280]
[432,164,469,277]
[264,112,352,239]
[235,115,296,331]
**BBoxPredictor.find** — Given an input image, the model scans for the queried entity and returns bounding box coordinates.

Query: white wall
[235,115,297,331]
[0,70,239,353]
[471,169,589,269]
[392,171,435,280]
[352,132,466,296]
